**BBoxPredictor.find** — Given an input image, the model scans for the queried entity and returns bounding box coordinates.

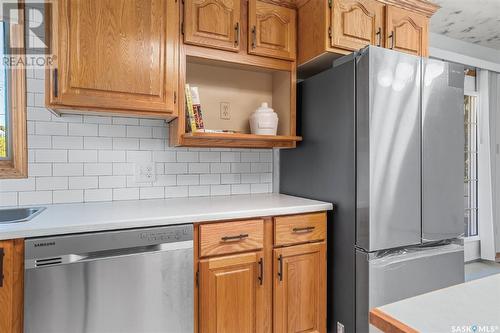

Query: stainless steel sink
[0,207,46,224]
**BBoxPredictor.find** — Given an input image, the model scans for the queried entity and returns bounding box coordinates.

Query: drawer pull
[292,226,315,233]
[258,258,264,285]
[221,233,249,242]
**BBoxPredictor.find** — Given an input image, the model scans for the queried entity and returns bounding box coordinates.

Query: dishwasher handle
[25,240,193,269]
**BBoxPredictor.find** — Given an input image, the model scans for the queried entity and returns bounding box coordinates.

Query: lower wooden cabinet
[0,239,24,333]
[199,251,265,333]
[196,212,327,333]
[274,242,326,333]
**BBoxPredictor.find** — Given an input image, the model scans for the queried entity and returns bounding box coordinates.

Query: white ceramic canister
[249,102,278,135]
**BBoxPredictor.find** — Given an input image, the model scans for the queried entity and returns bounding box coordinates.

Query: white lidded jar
[249,102,278,135]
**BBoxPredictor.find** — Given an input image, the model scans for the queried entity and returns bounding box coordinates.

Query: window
[0,1,27,178]
[464,94,478,236]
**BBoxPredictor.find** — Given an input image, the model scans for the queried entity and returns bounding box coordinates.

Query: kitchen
[0,0,499,332]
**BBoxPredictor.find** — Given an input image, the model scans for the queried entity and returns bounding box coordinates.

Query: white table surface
[374,273,500,333]
[0,193,333,240]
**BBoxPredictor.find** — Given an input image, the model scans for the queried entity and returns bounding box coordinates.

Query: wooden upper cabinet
[184,0,241,52]
[248,0,296,61]
[274,242,326,333]
[47,0,178,116]
[386,5,429,56]
[331,0,385,51]
[199,251,265,333]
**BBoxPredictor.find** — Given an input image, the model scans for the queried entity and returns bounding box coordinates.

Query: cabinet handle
[53,68,58,98]
[388,31,395,49]
[376,27,381,47]
[251,25,256,49]
[0,248,4,287]
[258,257,263,285]
[234,22,240,46]
[292,226,315,233]
[221,233,249,242]
[277,254,283,282]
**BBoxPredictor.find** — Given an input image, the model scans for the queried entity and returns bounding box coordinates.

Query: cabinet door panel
[331,0,384,51]
[52,0,177,114]
[184,0,241,52]
[199,251,265,333]
[386,6,428,56]
[248,0,296,60]
[274,242,326,333]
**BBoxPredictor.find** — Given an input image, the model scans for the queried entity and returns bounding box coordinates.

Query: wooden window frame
[0,0,27,179]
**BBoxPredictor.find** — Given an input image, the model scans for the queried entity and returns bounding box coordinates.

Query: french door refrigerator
[280,46,465,333]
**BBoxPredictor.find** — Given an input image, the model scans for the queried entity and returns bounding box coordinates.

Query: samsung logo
[34,241,55,248]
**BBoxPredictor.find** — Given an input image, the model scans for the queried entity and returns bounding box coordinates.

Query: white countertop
[0,193,332,240]
[372,273,500,332]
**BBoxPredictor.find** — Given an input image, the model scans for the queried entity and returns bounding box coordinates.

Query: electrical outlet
[337,322,345,333]
[135,162,156,183]
[220,102,231,120]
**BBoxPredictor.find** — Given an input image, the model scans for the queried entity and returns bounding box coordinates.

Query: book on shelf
[185,84,205,133]
[190,86,205,132]
[184,84,197,133]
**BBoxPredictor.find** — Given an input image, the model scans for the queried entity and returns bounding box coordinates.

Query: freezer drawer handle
[221,233,249,242]
[292,226,315,233]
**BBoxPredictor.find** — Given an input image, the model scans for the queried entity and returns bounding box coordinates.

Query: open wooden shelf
[180,132,302,149]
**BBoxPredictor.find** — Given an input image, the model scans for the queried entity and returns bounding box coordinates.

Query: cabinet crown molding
[291,0,439,17]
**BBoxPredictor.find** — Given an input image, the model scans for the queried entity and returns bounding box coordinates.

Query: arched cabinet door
[184,0,241,52]
[248,0,296,61]
[331,0,385,51]
[386,5,429,56]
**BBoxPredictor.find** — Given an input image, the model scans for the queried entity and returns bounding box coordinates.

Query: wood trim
[0,239,24,333]
[179,132,301,149]
[495,252,500,262]
[379,0,439,17]
[262,218,273,333]
[193,224,199,333]
[370,308,419,333]
[0,0,27,179]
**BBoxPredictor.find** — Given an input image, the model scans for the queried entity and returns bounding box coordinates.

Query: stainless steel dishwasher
[24,224,193,333]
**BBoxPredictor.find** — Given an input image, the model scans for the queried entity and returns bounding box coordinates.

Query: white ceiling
[430,0,500,50]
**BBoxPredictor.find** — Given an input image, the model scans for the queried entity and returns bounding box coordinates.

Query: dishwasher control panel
[139,225,192,242]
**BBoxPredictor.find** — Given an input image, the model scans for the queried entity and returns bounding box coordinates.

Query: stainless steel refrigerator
[280,46,465,333]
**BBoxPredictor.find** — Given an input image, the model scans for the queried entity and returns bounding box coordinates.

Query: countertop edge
[0,198,333,240]
[369,308,418,333]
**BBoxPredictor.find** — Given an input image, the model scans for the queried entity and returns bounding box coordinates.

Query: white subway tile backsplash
[113,188,139,201]
[98,151,126,163]
[53,136,83,149]
[140,187,164,199]
[69,176,99,190]
[69,123,98,136]
[127,125,152,138]
[69,150,98,163]
[53,190,84,204]
[36,121,68,135]
[19,191,52,205]
[35,150,68,163]
[28,163,52,177]
[36,177,68,190]
[99,124,126,137]
[4,76,273,206]
[53,163,84,176]
[84,137,113,150]
[85,189,112,202]
[84,163,113,176]
[188,185,210,197]
[28,135,51,149]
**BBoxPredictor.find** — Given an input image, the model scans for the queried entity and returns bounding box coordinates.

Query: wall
[0,68,274,207]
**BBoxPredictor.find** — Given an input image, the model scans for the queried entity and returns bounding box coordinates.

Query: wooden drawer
[199,219,264,257]
[274,212,327,246]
